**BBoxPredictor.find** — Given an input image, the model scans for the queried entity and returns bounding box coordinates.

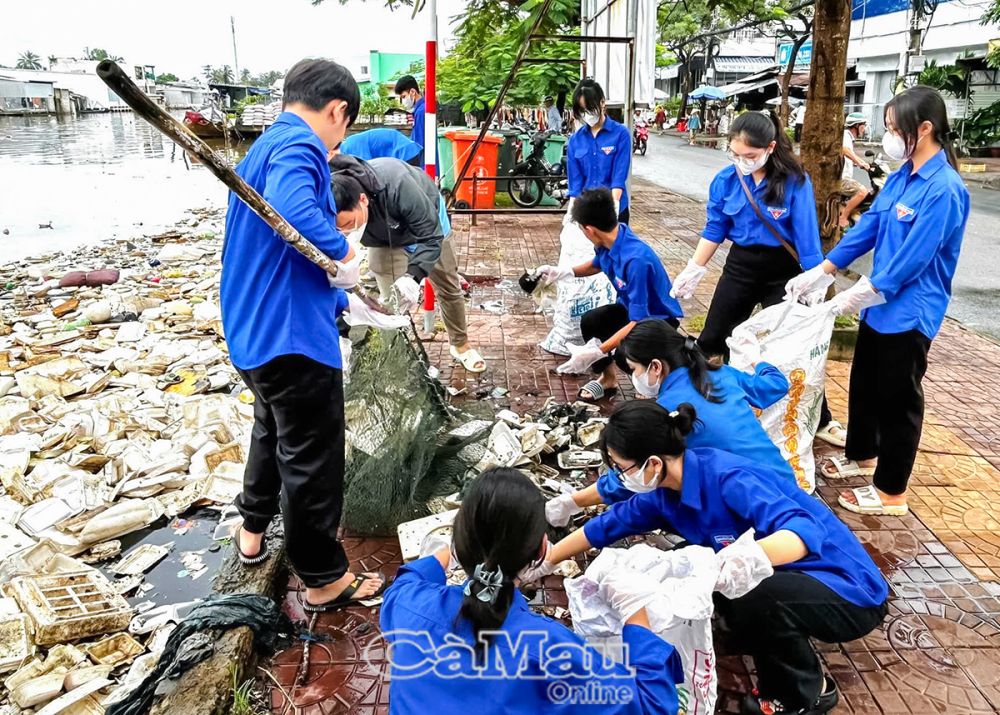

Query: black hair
[331,174,364,212]
[600,401,697,466]
[570,188,617,232]
[729,110,804,205]
[283,59,360,125]
[618,320,723,403]
[394,74,420,96]
[453,468,547,645]
[572,78,605,121]
[885,85,958,169]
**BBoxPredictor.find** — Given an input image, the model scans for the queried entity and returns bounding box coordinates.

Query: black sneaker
[742,676,839,715]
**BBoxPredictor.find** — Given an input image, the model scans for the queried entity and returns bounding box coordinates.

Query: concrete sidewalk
[264,179,1000,715]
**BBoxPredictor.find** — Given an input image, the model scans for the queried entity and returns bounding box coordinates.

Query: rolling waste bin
[445,130,502,209]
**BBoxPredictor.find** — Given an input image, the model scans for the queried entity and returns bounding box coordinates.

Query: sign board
[777,40,812,67]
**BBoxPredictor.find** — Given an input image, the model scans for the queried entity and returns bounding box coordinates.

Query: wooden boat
[183,109,229,139]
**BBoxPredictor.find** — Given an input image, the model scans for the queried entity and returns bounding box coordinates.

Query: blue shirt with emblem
[221,112,349,371]
[592,225,683,321]
[567,118,632,212]
[827,149,969,339]
[340,127,422,162]
[702,164,823,269]
[584,448,889,608]
[379,555,684,715]
[596,363,793,503]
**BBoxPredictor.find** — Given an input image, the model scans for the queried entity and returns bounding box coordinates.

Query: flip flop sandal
[838,485,909,516]
[234,524,270,566]
[816,420,848,448]
[820,456,876,480]
[450,346,486,373]
[577,380,617,403]
[303,571,389,613]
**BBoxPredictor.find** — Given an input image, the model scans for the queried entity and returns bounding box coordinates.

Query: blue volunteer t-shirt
[567,118,632,212]
[592,224,683,321]
[826,149,969,339]
[221,112,349,371]
[340,127,422,162]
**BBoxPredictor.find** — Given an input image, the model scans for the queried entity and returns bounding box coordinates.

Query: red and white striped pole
[422,0,438,334]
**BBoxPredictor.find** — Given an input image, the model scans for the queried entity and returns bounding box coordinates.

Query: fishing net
[341,327,491,535]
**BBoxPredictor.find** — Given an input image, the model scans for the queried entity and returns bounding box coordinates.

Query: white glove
[328,253,362,290]
[339,336,353,384]
[392,275,421,312]
[829,276,886,316]
[516,540,556,584]
[343,291,410,330]
[598,568,661,622]
[556,338,605,375]
[669,259,707,300]
[725,331,761,371]
[562,197,576,226]
[536,264,575,286]
[714,530,774,599]
[545,493,583,527]
[614,198,621,217]
[419,531,460,570]
[784,265,834,305]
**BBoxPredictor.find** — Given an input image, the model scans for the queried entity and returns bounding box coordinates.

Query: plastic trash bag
[539,221,616,356]
[727,299,837,494]
[566,545,720,715]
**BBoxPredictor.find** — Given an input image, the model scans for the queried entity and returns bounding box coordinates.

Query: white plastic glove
[829,276,886,316]
[536,264,575,286]
[669,259,708,300]
[328,253,362,290]
[714,530,774,599]
[784,265,834,305]
[392,275,421,312]
[516,540,556,584]
[343,292,410,330]
[545,492,583,527]
[339,336,353,384]
[419,530,460,570]
[726,330,762,371]
[556,338,605,375]
[613,198,621,217]
[598,567,661,622]
[562,197,576,226]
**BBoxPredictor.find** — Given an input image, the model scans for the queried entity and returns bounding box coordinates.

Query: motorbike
[507,131,569,208]
[840,150,889,227]
[633,123,649,155]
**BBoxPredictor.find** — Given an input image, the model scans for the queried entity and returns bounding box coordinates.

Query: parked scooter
[633,123,649,155]
[840,150,889,227]
[507,131,569,208]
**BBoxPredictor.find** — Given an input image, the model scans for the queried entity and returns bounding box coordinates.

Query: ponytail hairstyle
[885,85,959,170]
[600,400,697,467]
[729,109,805,205]
[453,468,547,646]
[618,319,722,403]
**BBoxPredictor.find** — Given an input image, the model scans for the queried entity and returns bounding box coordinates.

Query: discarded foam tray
[112,543,171,576]
[0,611,34,674]
[83,632,143,667]
[397,510,459,562]
[557,450,603,470]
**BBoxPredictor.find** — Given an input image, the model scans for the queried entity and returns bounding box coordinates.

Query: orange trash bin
[446,130,503,209]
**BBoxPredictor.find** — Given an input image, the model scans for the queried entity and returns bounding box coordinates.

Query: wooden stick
[96,60,338,275]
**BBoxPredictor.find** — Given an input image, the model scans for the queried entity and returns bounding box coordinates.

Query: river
[0,112,240,264]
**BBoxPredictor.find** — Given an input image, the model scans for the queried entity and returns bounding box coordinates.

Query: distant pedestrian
[654,105,666,134]
[543,95,563,133]
[687,109,702,144]
[793,102,807,142]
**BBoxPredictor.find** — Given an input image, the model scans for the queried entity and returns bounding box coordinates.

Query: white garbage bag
[727,299,837,494]
[566,545,720,715]
[539,222,616,356]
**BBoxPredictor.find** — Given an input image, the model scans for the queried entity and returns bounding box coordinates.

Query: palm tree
[16,51,42,70]
[47,55,58,69]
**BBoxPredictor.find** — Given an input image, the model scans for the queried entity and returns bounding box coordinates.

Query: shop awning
[713,57,776,74]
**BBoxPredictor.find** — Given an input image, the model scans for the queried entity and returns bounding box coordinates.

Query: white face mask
[733,150,770,176]
[882,130,908,161]
[630,362,661,398]
[582,112,601,127]
[619,458,660,493]
[402,95,415,111]
[344,203,368,244]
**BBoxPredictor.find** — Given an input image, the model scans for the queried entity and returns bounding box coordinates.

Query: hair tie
[463,563,504,604]
[669,410,680,418]
[684,336,697,352]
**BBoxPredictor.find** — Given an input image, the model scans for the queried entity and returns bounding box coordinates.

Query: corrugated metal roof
[713,57,776,74]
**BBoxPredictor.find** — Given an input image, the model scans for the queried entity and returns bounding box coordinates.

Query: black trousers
[845,321,931,495]
[715,571,887,709]
[235,354,349,589]
[698,244,833,426]
[580,303,678,374]
[618,207,630,226]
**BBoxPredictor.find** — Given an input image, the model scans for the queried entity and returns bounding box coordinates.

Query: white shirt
[546,106,563,132]
[793,105,807,126]
[842,129,855,180]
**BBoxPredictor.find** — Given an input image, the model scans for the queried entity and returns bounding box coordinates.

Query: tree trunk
[678,55,692,121]
[800,0,852,253]
[779,34,809,125]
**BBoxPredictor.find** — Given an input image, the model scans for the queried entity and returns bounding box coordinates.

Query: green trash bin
[518,133,567,206]
[437,127,456,193]
[495,129,522,194]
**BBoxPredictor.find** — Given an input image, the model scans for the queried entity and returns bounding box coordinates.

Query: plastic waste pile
[0,208,257,712]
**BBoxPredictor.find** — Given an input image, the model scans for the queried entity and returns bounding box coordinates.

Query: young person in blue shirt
[220,59,385,611]
[786,86,970,517]
[524,401,889,715]
[338,127,422,165]
[395,74,438,174]
[380,467,684,715]
[545,319,792,524]
[669,110,844,448]
[566,79,633,224]
[534,189,683,402]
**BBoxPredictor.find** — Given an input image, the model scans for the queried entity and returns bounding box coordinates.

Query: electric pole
[231,16,241,84]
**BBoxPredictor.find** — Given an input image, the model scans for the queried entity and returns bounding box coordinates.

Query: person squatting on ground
[220,58,385,611]
[529,401,889,715]
[533,189,682,403]
[786,85,970,517]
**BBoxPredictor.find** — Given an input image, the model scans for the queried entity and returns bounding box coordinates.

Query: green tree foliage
[16,51,43,70]
[84,48,124,62]
[156,72,180,83]
[203,65,235,84]
[202,65,283,86]
[359,83,395,120]
[917,60,970,97]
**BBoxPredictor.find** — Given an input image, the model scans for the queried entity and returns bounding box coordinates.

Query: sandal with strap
[234,524,270,566]
[820,456,875,480]
[450,346,486,373]
[578,380,617,403]
[838,485,909,516]
[816,420,848,448]
[303,571,389,613]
